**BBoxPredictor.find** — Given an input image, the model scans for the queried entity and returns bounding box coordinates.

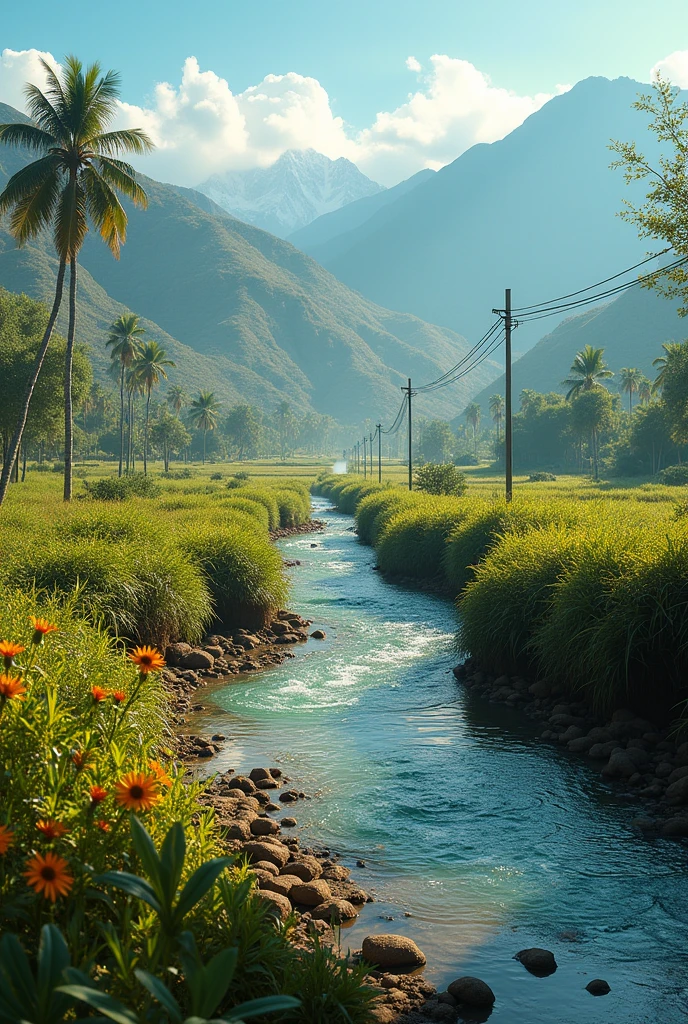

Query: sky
[2,0,688,186]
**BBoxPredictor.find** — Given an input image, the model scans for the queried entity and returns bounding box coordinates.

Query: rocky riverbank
[454,657,688,839]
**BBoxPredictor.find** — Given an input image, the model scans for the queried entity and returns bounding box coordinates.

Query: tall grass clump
[232,487,280,531]
[181,524,289,628]
[336,481,385,515]
[84,473,160,500]
[376,496,472,582]
[271,486,311,526]
[214,495,271,530]
[356,489,416,545]
[60,502,148,543]
[458,526,581,673]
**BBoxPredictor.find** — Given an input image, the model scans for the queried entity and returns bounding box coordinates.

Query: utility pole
[505,289,513,502]
[402,378,413,491]
[369,432,373,478]
[363,436,367,478]
[377,425,382,482]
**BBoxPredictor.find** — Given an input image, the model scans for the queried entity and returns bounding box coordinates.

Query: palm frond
[82,68,122,136]
[91,129,155,157]
[3,160,61,244]
[95,157,148,208]
[0,155,61,213]
[0,121,57,152]
[54,177,88,261]
[24,83,69,141]
[83,166,127,258]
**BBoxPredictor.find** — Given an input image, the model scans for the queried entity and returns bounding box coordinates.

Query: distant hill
[0,103,498,423]
[288,168,435,263]
[468,285,687,415]
[317,77,666,353]
[195,149,384,237]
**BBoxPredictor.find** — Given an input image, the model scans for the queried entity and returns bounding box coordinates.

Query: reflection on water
[194,498,688,1023]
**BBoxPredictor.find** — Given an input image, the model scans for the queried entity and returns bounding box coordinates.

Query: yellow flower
[114,771,160,812]
[24,852,74,901]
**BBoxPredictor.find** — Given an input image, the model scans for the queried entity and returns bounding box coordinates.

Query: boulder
[290,880,332,906]
[227,776,258,795]
[362,934,426,968]
[311,899,359,923]
[261,874,302,897]
[280,817,297,828]
[665,775,688,805]
[255,777,279,789]
[588,741,618,759]
[446,977,495,1007]
[250,817,280,837]
[586,979,611,996]
[310,629,326,640]
[204,645,224,658]
[279,790,299,803]
[602,751,641,779]
[243,841,291,868]
[528,681,551,697]
[667,765,688,785]
[249,767,274,783]
[253,860,279,876]
[257,890,292,921]
[180,649,215,670]
[660,817,688,837]
[515,948,557,975]
[164,642,192,666]
[322,864,351,881]
[568,736,594,753]
[282,856,322,882]
[223,821,252,841]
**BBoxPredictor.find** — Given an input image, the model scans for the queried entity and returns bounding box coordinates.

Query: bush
[210,471,223,480]
[233,488,280,531]
[528,471,557,482]
[161,467,193,479]
[414,463,467,496]
[216,496,271,531]
[85,473,160,500]
[658,464,688,486]
[376,496,471,581]
[271,487,311,527]
[356,489,415,545]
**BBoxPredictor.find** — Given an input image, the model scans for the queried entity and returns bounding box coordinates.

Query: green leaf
[37,924,71,993]
[57,985,139,1024]
[134,969,183,1023]
[95,870,162,913]
[129,816,164,897]
[159,822,186,906]
[195,948,237,1018]
[221,996,301,1021]
[174,858,231,923]
[0,933,36,1011]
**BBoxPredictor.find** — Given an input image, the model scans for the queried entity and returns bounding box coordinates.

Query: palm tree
[0,56,153,505]
[106,314,145,476]
[464,402,481,457]
[125,369,144,474]
[638,376,653,406]
[132,341,175,474]
[561,345,614,400]
[488,394,504,441]
[652,341,683,393]
[188,391,220,463]
[166,384,189,417]
[618,367,644,414]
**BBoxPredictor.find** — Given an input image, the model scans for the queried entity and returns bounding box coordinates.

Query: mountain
[288,168,435,263]
[0,103,499,423]
[315,77,664,353]
[195,149,385,237]
[469,286,687,414]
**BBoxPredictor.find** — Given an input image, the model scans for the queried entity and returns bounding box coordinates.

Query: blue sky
[2,0,688,184]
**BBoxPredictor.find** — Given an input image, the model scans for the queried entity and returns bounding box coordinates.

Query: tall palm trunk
[63,257,77,501]
[118,365,125,477]
[143,390,151,475]
[203,429,206,464]
[0,257,67,506]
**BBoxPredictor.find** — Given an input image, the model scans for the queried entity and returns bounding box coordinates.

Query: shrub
[210,472,223,480]
[355,489,415,545]
[336,481,384,515]
[376,496,471,581]
[271,487,311,527]
[61,503,148,543]
[414,463,467,496]
[161,467,193,479]
[233,488,280,531]
[85,473,160,500]
[216,496,271,531]
[528,472,557,482]
[658,464,688,486]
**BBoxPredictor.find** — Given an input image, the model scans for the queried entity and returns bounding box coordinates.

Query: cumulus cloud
[1,47,566,186]
[651,50,688,87]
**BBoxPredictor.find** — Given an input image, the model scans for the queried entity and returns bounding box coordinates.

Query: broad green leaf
[159,822,186,906]
[134,970,183,1023]
[37,924,70,992]
[57,985,139,1024]
[95,871,162,913]
[195,948,237,1018]
[129,816,164,897]
[174,858,231,922]
[0,934,36,1011]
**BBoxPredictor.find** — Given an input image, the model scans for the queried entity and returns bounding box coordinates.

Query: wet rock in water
[250,817,280,837]
[447,976,496,1007]
[227,776,258,795]
[280,816,297,828]
[253,860,279,876]
[311,898,359,923]
[180,649,215,670]
[257,890,292,921]
[515,948,557,975]
[361,934,427,968]
[666,775,688,805]
[310,629,326,640]
[586,979,611,996]
[357,859,366,867]
[243,840,291,868]
[282,856,322,882]
[255,777,279,789]
[279,789,299,803]
[290,880,332,906]
[269,767,282,778]
[249,767,274,783]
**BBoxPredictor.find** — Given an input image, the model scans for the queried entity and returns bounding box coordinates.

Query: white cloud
[1,48,565,187]
[651,50,688,87]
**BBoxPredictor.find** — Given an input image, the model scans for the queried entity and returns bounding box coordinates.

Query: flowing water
[195,498,688,1023]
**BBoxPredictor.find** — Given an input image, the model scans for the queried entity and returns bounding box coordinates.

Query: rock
[310,629,326,640]
[250,817,280,837]
[361,934,426,968]
[667,765,688,785]
[282,856,322,882]
[529,681,551,697]
[568,736,594,753]
[665,775,688,805]
[180,649,215,670]
[223,821,252,841]
[560,725,585,743]
[437,992,458,1007]
[243,841,291,868]
[253,860,279,875]
[256,890,292,921]
[280,817,297,828]
[311,899,359,923]
[164,642,192,666]
[227,776,258,795]
[587,727,612,743]
[255,777,279,789]
[589,741,618,759]
[249,767,274,783]
[612,708,636,723]
[279,790,299,803]
[204,645,224,658]
[515,948,557,975]
[602,751,641,779]
[290,880,332,906]
[261,874,302,897]
[660,817,688,837]
[322,864,351,881]
[586,979,611,996]
[447,977,495,1007]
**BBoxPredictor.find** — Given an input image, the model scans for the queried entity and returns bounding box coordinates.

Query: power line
[413,319,504,392]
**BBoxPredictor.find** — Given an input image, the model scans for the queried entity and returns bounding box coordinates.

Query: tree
[188,391,220,463]
[652,340,683,393]
[150,412,192,472]
[638,376,653,405]
[167,384,189,418]
[132,341,175,474]
[276,401,297,459]
[414,463,467,496]
[418,419,454,463]
[224,404,264,461]
[619,367,644,414]
[570,388,614,480]
[562,345,614,399]
[464,403,481,457]
[657,339,688,444]
[610,75,688,314]
[106,314,145,476]
[489,394,504,441]
[0,55,153,504]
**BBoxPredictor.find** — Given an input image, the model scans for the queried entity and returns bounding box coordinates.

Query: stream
[194,497,688,1023]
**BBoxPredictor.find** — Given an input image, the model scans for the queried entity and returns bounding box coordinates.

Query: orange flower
[71,749,94,771]
[91,686,108,703]
[29,617,57,644]
[0,641,25,670]
[36,819,69,840]
[95,819,111,833]
[114,771,160,812]
[24,852,73,901]
[128,646,165,674]
[149,760,172,788]
[0,674,27,701]
[112,689,126,704]
[0,824,14,854]
[89,785,108,805]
